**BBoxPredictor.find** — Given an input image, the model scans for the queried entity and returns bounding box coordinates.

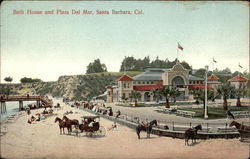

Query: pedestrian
[115,110,121,118]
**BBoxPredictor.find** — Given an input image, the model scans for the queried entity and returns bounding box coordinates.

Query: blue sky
[1,1,249,83]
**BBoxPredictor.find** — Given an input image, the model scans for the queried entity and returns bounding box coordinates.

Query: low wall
[82,108,240,139]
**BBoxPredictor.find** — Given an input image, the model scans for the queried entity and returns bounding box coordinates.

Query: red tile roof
[228,75,248,82]
[133,85,164,91]
[117,74,134,81]
[208,74,219,81]
[189,85,213,90]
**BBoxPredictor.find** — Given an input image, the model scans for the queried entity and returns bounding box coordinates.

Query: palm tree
[151,89,161,103]
[235,84,247,107]
[158,87,180,108]
[191,89,215,114]
[121,94,128,103]
[130,91,141,106]
[217,82,235,110]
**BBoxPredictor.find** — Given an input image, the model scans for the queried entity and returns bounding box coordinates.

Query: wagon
[78,116,106,137]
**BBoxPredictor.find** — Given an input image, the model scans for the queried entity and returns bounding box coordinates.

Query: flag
[178,42,183,51]
[213,58,217,63]
[239,63,242,68]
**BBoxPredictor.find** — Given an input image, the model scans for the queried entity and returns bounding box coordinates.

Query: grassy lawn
[179,106,249,119]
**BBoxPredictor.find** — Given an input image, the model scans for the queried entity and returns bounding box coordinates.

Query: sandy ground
[0,98,249,159]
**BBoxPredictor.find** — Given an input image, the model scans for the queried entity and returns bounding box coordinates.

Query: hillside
[0,72,141,101]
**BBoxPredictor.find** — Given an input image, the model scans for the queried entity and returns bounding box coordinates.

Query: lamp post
[204,65,209,119]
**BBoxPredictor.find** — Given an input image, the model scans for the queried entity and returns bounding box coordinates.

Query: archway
[172,76,185,88]
[144,92,151,102]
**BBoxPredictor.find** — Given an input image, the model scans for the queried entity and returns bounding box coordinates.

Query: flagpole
[177,48,179,62]
[238,63,241,76]
[212,61,214,73]
[124,56,126,75]
[238,63,239,76]
[177,43,179,62]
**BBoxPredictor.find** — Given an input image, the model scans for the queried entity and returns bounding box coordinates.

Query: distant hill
[0,71,141,101]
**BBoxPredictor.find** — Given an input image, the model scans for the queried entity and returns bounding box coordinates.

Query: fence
[80,107,244,139]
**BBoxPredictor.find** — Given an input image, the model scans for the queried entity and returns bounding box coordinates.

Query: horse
[63,116,79,129]
[55,117,67,134]
[184,125,202,146]
[136,120,157,139]
[229,121,250,131]
[230,121,250,141]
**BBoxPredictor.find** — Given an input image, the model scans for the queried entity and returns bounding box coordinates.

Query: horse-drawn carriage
[78,116,106,137]
[230,121,250,142]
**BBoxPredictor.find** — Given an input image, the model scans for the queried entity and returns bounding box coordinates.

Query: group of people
[27,114,44,124]
[91,104,121,119]
[42,107,54,114]
[27,107,54,124]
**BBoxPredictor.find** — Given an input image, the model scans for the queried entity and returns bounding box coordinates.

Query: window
[147,81,150,84]
[142,81,145,84]
[124,83,126,88]
[172,76,185,86]
[151,81,154,84]
[138,81,141,84]
[128,83,130,88]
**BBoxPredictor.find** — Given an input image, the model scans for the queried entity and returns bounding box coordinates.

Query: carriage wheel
[97,126,106,136]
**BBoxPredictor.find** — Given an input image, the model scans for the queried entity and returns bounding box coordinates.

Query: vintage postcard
[0,1,249,159]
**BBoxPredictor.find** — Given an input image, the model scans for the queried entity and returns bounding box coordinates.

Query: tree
[217,82,235,110]
[151,89,161,103]
[180,61,192,70]
[235,84,247,107]
[20,77,42,83]
[119,56,193,72]
[4,76,13,83]
[150,56,168,68]
[232,71,242,77]
[121,94,129,103]
[191,89,215,114]
[101,64,107,72]
[193,68,206,78]
[158,87,180,108]
[130,91,141,106]
[86,59,107,74]
[222,67,232,74]
[120,56,136,72]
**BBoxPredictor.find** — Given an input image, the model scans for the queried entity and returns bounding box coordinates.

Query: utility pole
[204,65,209,119]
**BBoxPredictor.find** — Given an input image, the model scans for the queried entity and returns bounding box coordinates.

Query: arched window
[172,76,185,87]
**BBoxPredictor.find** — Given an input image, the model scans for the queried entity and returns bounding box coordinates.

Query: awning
[133,85,164,91]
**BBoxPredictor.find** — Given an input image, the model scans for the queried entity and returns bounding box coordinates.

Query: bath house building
[105,62,220,103]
